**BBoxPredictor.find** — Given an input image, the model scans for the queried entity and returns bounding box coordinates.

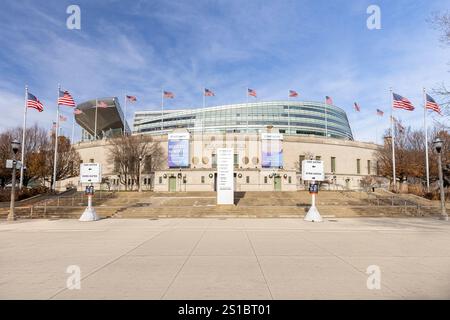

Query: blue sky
[0,0,448,142]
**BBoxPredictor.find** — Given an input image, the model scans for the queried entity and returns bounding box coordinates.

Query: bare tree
[0,124,80,189]
[108,134,164,190]
[429,11,450,118]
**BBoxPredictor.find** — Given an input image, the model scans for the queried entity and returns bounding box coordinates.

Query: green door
[169,177,177,192]
[274,176,282,191]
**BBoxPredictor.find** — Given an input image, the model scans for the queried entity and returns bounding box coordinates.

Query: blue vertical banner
[168,132,190,168]
[261,133,283,168]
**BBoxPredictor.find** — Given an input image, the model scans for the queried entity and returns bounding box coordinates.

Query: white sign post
[217,148,234,205]
[79,163,101,222]
[302,160,324,222]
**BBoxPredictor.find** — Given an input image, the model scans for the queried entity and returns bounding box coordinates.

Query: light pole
[8,139,21,221]
[433,137,448,221]
[138,156,143,192]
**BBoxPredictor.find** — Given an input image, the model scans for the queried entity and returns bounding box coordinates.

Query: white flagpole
[246,88,249,133]
[325,100,328,138]
[94,98,98,140]
[71,111,75,143]
[19,85,28,189]
[287,91,291,135]
[124,94,127,136]
[52,84,61,191]
[203,88,206,135]
[423,87,430,192]
[390,88,397,192]
[161,89,164,131]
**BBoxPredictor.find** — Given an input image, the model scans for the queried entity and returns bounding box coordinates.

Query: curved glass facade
[134,101,353,140]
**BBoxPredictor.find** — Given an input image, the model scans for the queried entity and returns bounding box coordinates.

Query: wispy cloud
[0,0,448,143]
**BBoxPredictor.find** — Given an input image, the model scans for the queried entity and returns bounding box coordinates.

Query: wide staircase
[1,190,444,219]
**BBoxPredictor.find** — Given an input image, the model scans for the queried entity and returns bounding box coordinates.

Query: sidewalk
[0,217,449,299]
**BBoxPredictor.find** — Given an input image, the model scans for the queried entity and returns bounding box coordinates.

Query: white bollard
[304,193,323,222]
[79,194,99,222]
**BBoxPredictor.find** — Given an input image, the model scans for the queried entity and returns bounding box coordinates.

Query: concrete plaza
[0,217,449,299]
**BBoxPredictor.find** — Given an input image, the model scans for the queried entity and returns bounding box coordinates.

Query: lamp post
[138,156,143,192]
[433,137,448,221]
[8,139,21,221]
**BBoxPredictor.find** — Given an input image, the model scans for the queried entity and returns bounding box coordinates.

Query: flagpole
[287,91,291,135]
[71,111,75,143]
[94,98,98,140]
[52,84,61,191]
[390,88,397,192]
[246,88,249,133]
[203,87,206,136]
[161,89,164,132]
[325,101,328,138]
[423,87,430,192]
[124,94,127,136]
[19,85,28,189]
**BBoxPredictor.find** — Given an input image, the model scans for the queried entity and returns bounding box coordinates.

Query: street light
[138,156,143,192]
[433,137,448,221]
[8,139,21,221]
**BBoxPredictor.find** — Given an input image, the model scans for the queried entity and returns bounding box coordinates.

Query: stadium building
[64,99,381,192]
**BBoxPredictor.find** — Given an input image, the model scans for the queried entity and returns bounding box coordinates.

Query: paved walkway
[0,217,449,299]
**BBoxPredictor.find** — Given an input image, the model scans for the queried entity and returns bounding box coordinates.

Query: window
[367,160,371,175]
[288,176,292,184]
[159,177,162,184]
[331,157,336,172]
[90,158,94,163]
[201,176,205,184]
[234,154,239,167]
[143,178,147,185]
[357,159,361,174]
[315,156,321,160]
[299,155,305,172]
[264,177,268,184]
[246,176,250,184]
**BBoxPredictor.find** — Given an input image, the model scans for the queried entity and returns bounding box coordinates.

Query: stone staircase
[1,190,444,220]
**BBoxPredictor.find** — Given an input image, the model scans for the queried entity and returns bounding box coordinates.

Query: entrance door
[168,176,177,192]
[274,176,282,191]
[214,173,217,191]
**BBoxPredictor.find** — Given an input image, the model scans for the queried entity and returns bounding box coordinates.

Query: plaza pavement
[0,217,449,299]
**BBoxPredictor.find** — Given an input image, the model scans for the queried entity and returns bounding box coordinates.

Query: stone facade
[60,131,380,192]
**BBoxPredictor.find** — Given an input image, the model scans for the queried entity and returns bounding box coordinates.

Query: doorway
[274,176,282,191]
[168,176,176,192]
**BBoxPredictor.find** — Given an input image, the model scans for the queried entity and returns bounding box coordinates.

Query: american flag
[126,95,137,102]
[59,115,67,122]
[376,109,384,116]
[97,101,108,108]
[74,108,83,115]
[325,96,333,105]
[289,90,298,98]
[204,88,215,96]
[354,102,360,112]
[58,90,75,107]
[248,88,257,97]
[163,91,174,99]
[27,92,44,112]
[392,93,414,111]
[425,94,441,114]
